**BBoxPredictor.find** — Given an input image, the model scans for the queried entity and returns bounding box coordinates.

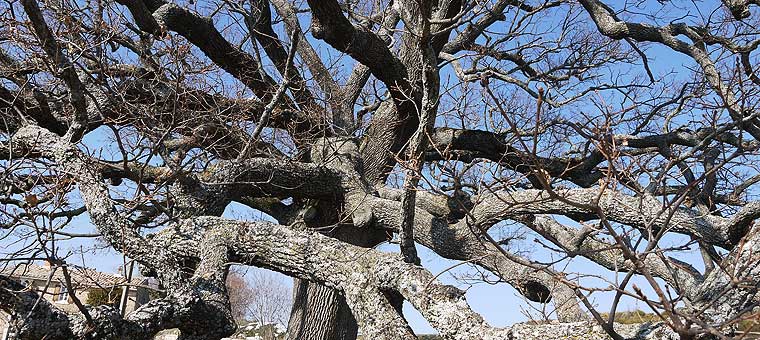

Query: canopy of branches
[3,0,760,339]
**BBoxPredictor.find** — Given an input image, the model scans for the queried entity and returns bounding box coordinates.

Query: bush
[601,310,661,324]
[86,288,123,307]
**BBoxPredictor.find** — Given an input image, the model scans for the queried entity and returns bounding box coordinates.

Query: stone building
[0,262,157,340]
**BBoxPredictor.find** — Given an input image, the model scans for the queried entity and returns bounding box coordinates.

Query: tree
[227,268,257,323]
[2,0,760,339]
[227,267,292,326]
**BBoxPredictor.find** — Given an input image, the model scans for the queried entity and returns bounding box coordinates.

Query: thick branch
[21,0,89,141]
[305,0,408,87]
[527,215,704,298]
[473,188,760,249]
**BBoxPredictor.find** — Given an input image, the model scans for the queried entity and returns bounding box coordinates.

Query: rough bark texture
[286,280,358,340]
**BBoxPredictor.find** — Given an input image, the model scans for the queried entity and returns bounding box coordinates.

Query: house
[0,262,158,340]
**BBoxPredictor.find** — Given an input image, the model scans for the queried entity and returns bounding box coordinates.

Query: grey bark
[286,280,358,340]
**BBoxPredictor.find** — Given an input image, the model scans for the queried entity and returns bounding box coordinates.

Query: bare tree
[3,0,760,339]
[227,268,257,323]
[227,268,291,326]
[248,271,292,326]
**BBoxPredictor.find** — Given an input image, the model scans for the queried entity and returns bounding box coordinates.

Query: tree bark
[285,204,385,340]
[286,280,358,340]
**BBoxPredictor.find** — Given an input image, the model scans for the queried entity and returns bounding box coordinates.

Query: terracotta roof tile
[0,263,139,289]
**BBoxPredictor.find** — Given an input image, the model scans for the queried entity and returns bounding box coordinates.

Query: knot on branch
[520,280,552,303]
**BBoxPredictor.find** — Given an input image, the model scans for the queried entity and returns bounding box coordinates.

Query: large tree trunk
[286,279,358,340]
[285,205,391,340]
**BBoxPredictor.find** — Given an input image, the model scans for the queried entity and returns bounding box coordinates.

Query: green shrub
[86,288,123,307]
[601,310,661,324]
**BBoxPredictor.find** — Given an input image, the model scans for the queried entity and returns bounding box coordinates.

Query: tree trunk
[285,216,388,340]
[286,279,358,340]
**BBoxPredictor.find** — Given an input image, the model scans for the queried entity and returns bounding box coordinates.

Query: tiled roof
[0,263,138,289]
